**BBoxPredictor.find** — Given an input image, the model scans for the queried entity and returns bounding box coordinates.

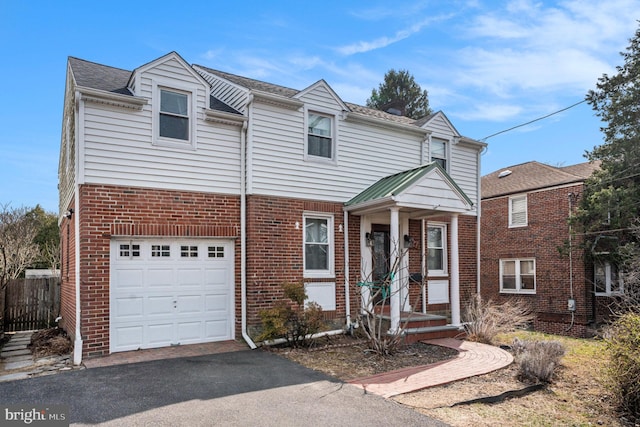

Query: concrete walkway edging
[349,338,514,398]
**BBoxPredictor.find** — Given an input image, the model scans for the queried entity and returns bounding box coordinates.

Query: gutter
[241,95,257,349]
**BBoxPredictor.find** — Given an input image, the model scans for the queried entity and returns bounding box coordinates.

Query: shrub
[512,338,565,383]
[257,282,324,347]
[605,312,640,421]
[463,295,534,345]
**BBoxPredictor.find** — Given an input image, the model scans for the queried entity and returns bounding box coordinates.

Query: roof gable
[130,51,209,91]
[417,111,460,136]
[294,80,349,111]
[345,163,473,214]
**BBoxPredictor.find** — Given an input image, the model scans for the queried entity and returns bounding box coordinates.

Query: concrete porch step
[403,325,465,343]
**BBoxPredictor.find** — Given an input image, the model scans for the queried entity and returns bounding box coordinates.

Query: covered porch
[345,163,474,339]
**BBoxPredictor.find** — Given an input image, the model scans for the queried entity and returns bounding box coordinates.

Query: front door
[371,224,390,304]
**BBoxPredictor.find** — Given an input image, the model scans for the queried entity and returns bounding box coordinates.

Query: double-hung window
[500,258,536,293]
[509,195,527,227]
[153,82,196,150]
[160,89,189,140]
[594,261,623,295]
[430,138,447,170]
[427,224,447,276]
[307,112,334,160]
[303,213,334,278]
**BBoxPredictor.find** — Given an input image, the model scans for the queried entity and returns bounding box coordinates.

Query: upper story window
[153,81,196,150]
[303,213,334,278]
[594,261,623,296]
[509,195,527,227]
[430,138,447,170]
[427,224,447,276]
[160,89,189,140]
[500,258,536,293]
[306,112,335,161]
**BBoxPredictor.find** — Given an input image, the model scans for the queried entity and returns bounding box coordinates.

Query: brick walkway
[82,340,249,368]
[348,338,514,398]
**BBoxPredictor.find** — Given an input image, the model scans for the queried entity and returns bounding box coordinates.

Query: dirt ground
[272,332,626,427]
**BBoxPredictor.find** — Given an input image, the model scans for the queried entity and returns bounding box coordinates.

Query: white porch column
[389,207,400,333]
[450,213,461,326]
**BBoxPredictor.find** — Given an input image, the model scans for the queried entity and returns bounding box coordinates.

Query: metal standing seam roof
[345,163,473,207]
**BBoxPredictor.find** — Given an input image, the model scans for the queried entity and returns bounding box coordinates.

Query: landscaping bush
[463,295,534,345]
[512,338,565,383]
[605,312,640,421]
[257,282,324,347]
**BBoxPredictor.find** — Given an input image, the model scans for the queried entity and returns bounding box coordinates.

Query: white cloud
[455,103,523,122]
[336,15,452,55]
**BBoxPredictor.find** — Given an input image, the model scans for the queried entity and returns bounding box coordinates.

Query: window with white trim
[180,245,198,258]
[153,82,196,150]
[427,224,447,276]
[594,261,623,295]
[500,258,536,293]
[306,112,334,160]
[430,138,448,170]
[303,213,334,278]
[509,195,527,227]
[119,243,140,258]
[151,244,171,257]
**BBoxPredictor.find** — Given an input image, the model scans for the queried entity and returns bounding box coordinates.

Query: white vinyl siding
[509,195,528,227]
[79,57,242,195]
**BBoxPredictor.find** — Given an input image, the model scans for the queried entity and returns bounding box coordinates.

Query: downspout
[241,95,257,349]
[476,147,483,295]
[343,210,351,327]
[73,184,82,364]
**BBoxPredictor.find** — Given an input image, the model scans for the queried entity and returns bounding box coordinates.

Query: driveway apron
[0,349,447,426]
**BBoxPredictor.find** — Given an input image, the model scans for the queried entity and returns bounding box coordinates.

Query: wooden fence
[1,277,61,332]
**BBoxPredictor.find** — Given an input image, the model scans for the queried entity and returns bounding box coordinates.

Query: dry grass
[394,331,623,427]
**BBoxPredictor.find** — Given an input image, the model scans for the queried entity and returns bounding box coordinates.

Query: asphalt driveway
[0,349,447,426]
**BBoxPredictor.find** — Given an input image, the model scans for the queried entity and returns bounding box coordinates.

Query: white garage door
[110,238,234,353]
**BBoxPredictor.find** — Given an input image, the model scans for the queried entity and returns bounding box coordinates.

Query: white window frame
[509,194,528,227]
[594,261,624,296]
[500,258,536,294]
[152,80,197,150]
[429,137,449,172]
[426,223,447,277]
[303,212,334,279]
[304,109,337,164]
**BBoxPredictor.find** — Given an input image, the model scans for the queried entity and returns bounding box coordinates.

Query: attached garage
[110,238,235,353]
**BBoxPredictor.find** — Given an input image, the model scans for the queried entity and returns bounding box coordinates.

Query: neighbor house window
[430,138,447,170]
[500,258,536,293]
[306,112,334,160]
[303,213,334,277]
[509,195,527,227]
[427,224,447,276]
[594,261,623,295]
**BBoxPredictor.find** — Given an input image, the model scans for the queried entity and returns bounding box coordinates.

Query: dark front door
[371,224,390,304]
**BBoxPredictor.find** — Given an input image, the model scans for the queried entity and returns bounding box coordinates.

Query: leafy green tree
[577,25,640,267]
[366,69,432,119]
[25,205,60,270]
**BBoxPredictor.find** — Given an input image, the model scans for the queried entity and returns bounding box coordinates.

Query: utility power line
[480,99,588,142]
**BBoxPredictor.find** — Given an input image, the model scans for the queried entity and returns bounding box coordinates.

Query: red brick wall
[59,198,77,341]
[481,184,593,337]
[76,184,241,358]
[244,195,346,333]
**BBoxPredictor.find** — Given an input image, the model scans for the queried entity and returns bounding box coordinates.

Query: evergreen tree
[577,25,640,266]
[366,69,432,119]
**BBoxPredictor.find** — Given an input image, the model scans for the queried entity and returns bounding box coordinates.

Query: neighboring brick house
[58,52,486,362]
[480,160,613,337]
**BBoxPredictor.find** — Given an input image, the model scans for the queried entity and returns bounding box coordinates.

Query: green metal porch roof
[344,163,473,208]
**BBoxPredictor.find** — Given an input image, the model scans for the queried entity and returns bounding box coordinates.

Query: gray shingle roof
[482,161,600,199]
[69,57,132,95]
[68,56,241,115]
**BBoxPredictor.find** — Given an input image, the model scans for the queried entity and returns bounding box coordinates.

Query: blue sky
[2,0,639,213]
